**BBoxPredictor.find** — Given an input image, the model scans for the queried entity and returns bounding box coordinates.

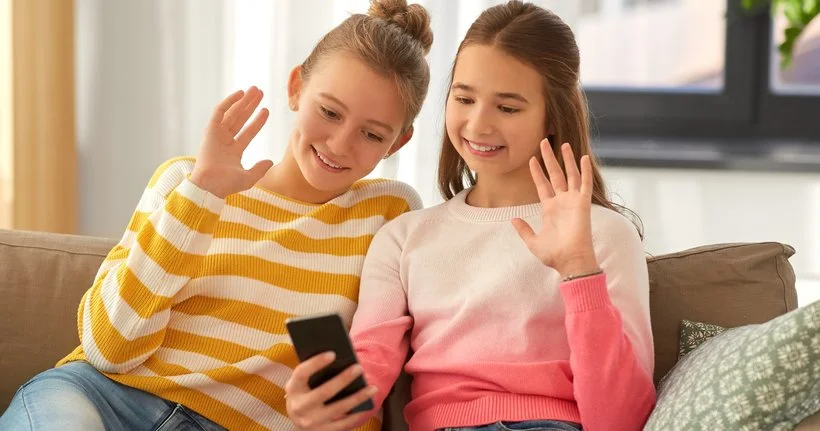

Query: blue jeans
[441,420,582,431]
[0,361,225,431]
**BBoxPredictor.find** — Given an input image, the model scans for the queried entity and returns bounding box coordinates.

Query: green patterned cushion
[678,319,727,359]
[645,300,820,430]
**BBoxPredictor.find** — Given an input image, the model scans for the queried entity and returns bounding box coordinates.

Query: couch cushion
[644,300,820,430]
[0,229,116,409]
[647,242,797,384]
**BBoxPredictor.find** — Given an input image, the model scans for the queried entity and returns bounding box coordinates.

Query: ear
[386,125,414,157]
[287,65,303,111]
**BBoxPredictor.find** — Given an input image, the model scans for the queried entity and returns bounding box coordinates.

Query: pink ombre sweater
[350,189,656,431]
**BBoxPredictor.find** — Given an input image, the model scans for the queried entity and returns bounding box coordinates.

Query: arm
[560,220,655,431]
[511,140,655,431]
[80,87,272,373]
[79,159,225,373]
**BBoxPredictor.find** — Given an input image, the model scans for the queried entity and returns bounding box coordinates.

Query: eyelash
[320,105,384,143]
[454,96,520,114]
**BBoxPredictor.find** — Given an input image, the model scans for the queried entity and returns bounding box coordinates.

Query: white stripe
[135,188,166,214]
[153,348,294,389]
[206,237,365,274]
[176,178,225,214]
[166,372,288,426]
[99,266,170,340]
[149,208,213,255]
[126,241,190,296]
[218,204,388,239]
[123,366,299,430]
[168,312,292,350]
[80,294,151,373]
[178,276,358,317]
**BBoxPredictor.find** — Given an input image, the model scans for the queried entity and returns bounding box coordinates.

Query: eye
[363,130,384,143]
[454,96,474,105]
[320,106,341,121]
[499,105,520,114]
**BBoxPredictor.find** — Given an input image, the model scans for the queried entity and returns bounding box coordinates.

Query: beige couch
[1,229,817,430]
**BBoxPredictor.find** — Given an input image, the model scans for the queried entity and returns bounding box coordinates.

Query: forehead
[453,44,543,95]
[306,53,406,125]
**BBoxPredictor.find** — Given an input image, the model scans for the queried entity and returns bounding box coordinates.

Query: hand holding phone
[285,313,376,414]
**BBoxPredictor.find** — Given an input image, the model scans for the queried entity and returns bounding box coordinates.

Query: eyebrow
[318,92,395,134]
[451,82,530,104]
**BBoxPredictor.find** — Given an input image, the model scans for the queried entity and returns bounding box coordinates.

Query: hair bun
[368,0,433,54]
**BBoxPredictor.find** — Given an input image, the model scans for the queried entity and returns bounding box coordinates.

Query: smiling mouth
[311,146,349,171]
[465,139,505,153]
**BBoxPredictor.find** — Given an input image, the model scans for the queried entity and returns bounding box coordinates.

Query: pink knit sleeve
[559,214,656,431]
[349,219,413,416]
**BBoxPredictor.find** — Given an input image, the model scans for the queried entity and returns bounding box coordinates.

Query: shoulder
[348,179,424,219]
[590,204,644,255]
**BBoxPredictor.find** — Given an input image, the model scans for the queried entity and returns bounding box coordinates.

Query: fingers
[224,87,264,135]
[324,384,377,421]
[529,157,554,201]
[209,90,245,125]
[288,352,336,393]
[541,139,568,192]
[325,411,372,431]
[562,143,581,191]
[307,364,366,408]
[580,155,593,197]
[235,107,270,149]
[511,218,536,246]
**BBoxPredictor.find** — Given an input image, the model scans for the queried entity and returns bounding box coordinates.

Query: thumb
[246,159,274,182]
[511,218,536,248]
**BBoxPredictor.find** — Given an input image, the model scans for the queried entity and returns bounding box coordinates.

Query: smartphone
[285,313,375,413]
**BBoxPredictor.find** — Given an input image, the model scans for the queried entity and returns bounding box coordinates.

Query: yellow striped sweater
[57,157,422,430]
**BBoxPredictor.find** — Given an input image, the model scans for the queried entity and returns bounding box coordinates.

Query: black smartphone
[285,313,375,413]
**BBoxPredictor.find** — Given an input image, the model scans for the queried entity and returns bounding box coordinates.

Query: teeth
[315,148,343,169]
[467,140,502,152]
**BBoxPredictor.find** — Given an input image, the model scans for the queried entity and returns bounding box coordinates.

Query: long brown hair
[437,1,641,233]
[301,0,433,131]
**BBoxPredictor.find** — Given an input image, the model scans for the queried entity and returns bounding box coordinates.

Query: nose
[465,103,494,137]
[325,124,358,157]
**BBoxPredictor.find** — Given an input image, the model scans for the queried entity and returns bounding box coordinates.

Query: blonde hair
[301,0,433,131]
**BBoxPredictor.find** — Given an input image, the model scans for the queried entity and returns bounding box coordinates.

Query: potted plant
[742,0,820,67]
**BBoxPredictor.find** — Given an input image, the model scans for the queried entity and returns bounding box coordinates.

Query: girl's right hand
[189,87,274,198]
[285,352,378,431]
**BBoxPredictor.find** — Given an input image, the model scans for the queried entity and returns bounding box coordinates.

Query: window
[580,0,820,143]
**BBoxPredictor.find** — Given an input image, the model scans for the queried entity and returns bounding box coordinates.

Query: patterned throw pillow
[678,319,727,359]
[645,300,820,430]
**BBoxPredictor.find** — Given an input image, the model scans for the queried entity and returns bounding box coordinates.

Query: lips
[464,139,505,157]
[311,146,348,171]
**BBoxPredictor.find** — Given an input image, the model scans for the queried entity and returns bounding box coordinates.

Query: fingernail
[350,364,362,375]
[368,386,378,395]
[324,352,336,361]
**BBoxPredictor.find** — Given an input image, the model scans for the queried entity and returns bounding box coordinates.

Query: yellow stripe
[165,190,220,233]
[147,156,195,188]
[202,365,288,415]
[105,373,269,431]
[87,270,166,364]
[214,222,372,256]
[118,266,174,319]
[126,211,151,233]
[163,330,298,368]
[173,297,293,335]
[227,194,411,224]
[136,221,202,277]
[143,355,193,376]
[199,255,360,301]
[106,245,130,261]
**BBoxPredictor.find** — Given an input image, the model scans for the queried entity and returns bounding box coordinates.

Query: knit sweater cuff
[559,273,611,313]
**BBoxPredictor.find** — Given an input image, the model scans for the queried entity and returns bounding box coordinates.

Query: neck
[466,166,539,208]
[256,149,344,205]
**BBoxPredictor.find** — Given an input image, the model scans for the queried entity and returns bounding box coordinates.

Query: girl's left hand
[512,139,601,279]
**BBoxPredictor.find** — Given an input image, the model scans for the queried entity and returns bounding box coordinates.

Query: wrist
[189,170,228,199]
[555,254,600,280]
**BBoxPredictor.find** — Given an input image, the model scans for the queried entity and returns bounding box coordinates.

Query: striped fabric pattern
[58,157,422,430]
